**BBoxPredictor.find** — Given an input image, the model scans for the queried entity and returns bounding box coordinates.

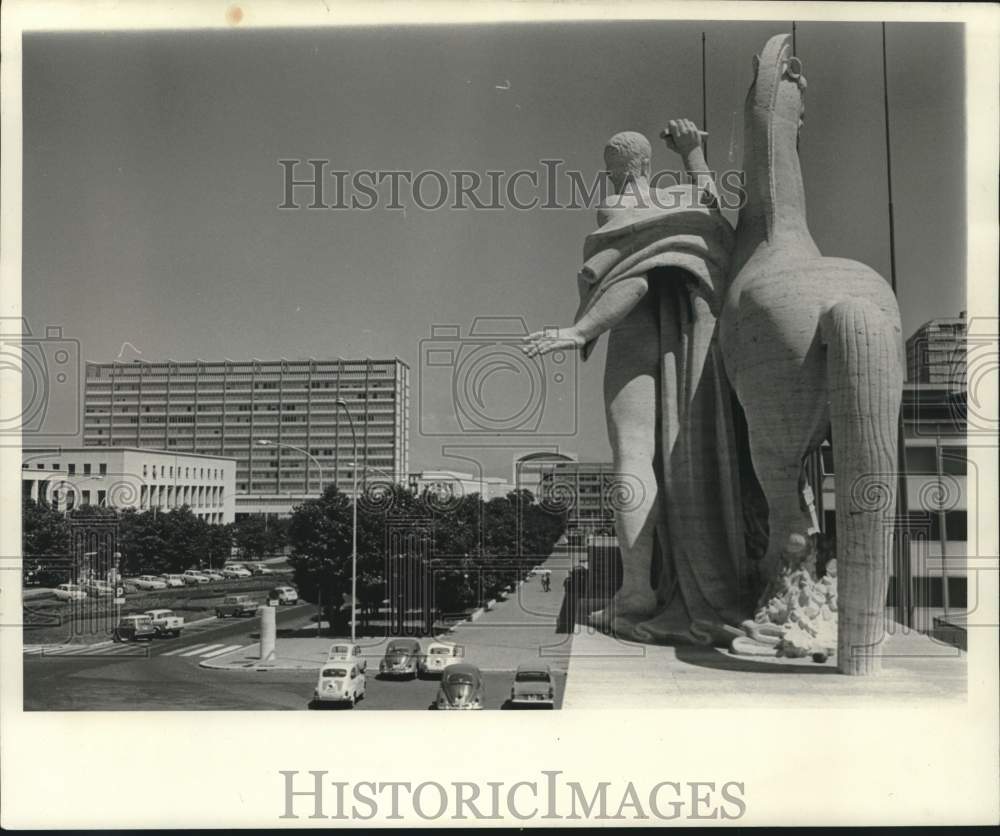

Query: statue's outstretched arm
[522,275,649,358]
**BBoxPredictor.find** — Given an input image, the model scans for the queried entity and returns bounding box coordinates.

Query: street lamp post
[254,439,326,494]
[334,399,358,642]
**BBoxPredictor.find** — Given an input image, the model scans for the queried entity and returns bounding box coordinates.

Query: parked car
[419,642,462,678]
[132,575,168,591]
[221,565,252,579]
[247,563,274,575]
[160,574,186,588]
[53,583,88,602]
[182,570,211,585]
[271,585,298,605]
[509,663,555,708]
[434,663,485,710]
[378,638,423,679]
[85,580,114,596]
[313,663,366,707]
[326,642,367,674]
[115,613,156,642]
[216,594,258,618]
[200,570,225,582]
[144,608,184,638]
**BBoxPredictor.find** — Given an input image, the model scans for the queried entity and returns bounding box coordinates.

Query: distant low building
[905,311,967,386]
[22,446,236,524]
[407,470,515,502]
[536,461,617,531]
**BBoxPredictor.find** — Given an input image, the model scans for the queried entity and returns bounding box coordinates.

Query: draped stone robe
[575,184,752,643]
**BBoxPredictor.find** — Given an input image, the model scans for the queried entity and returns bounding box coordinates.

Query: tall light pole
[335,399,358,641]
[254,439,327,494]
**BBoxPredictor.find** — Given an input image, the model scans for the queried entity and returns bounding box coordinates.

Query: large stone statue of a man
[523,120,751,644]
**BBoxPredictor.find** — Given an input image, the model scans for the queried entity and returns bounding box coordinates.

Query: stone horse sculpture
[720,34,904,675]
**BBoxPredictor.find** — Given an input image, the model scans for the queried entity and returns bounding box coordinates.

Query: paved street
[23,563,572,711]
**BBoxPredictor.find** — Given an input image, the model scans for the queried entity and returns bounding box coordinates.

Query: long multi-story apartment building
[83,358,410,517]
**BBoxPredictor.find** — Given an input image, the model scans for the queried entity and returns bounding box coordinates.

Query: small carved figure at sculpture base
[731,533,837,661]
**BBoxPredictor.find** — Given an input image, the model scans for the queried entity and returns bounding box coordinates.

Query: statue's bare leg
[589,283,661,627]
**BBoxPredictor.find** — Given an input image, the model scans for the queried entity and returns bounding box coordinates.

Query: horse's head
[747,33,807,133]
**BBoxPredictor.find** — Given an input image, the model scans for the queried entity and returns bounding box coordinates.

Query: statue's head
[748,34,807,132]
[603,131,651,193]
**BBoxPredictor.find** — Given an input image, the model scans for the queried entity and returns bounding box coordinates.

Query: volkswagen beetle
[434,663,485,710]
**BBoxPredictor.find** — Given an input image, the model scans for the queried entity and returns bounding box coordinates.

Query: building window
[84,463,92,475]
[36,464,44,470]
[99,464,107,475]
[143,465,148,477]
[68,464,76,475]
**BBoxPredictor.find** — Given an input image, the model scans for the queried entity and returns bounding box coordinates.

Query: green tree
[231,514,287,560]
[22,498,71,586]
[22,498,69,558]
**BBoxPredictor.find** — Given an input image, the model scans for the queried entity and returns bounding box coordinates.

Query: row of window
[25,462,108,476]
[139,463,224,480]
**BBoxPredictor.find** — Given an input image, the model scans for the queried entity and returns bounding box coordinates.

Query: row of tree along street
[22,498,288,587]
[23,487,567,633]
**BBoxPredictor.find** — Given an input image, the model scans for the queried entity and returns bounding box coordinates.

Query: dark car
[434,663,485,710]
[114,614,156,642]
[378,638,422,679]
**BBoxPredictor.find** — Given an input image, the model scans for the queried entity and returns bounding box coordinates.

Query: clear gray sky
[23,20,965,478]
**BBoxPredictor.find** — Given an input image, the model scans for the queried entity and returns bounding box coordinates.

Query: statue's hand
[662,118,702,157]
[521,326,585,358]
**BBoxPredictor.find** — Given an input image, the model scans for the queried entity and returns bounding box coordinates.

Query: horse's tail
[820,297,903,675]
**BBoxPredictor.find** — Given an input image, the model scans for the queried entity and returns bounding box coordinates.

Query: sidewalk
[202,555,574,672]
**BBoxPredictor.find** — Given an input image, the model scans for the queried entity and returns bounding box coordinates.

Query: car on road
[160,574,186,588]
[53,583,88,602]
[378,638,423,679]
[132,575,168,591]
[221,565,252,579]
[216,594,259,618]
[509,663,555,708]
[270,585,298,605]
[326,642,367,674]
[434,663,485,710]
[200,569,225,582]
[144,608,184,638]
[419,642,462,678]
[313,664,366,707]
[115,613,157,642]
[182,570,211,585]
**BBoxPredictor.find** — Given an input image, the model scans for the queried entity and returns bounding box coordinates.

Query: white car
[133,575,168,591]
[200,570,225,582]
[144,608,184,638]
[221,566,252,579]
[182,570,211,585]
[248,563,274,575]
[160,574,186,588]
[53,583,88,602]
[326,642,367,674]
[271,585,298,605]
[313,663,366,707]
[418,642,462,677]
